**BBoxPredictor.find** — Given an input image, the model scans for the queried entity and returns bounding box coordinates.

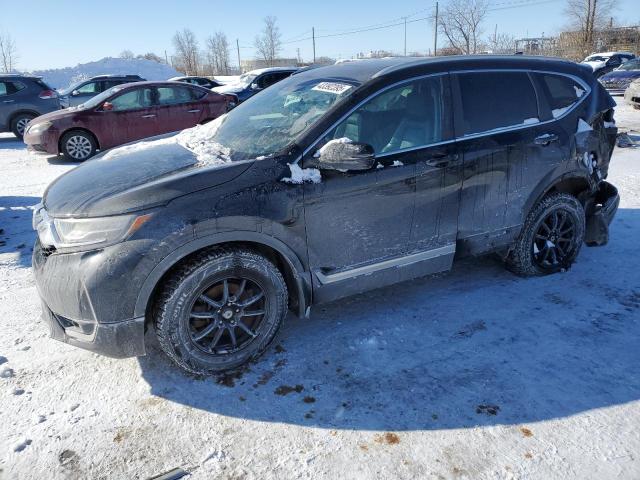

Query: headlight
[33,205,152,251]
[26,121,52,135]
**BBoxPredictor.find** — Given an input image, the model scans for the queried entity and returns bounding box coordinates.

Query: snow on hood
[212,84,245,94]
[43,114,256,217]
[102,114,230,167]
[582,60,606,71]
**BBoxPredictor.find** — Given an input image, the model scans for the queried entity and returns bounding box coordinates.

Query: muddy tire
[61,130,97,161]
[154,248,288,375]
[11,113,35,139]
[507,193,585,277]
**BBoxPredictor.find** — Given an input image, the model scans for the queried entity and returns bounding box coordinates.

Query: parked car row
[1,67,300,162]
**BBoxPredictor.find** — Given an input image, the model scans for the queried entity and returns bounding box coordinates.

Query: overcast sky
[2,0,639,70]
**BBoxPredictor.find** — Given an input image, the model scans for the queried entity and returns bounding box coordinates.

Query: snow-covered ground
[1,101,639,479]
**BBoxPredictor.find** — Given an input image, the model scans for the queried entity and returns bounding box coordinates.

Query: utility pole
[403,17,407,56]
[164,50,168,64]
[433,2,439,56]
[312,27,316,63]
[236,38,241,73]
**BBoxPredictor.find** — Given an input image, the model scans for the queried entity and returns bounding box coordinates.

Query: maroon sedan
[24,81,235,161]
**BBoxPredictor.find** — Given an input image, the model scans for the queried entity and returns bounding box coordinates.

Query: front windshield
[236,73,258,87]
[618,59,640,71]
[77,86,124,109]
[211,76,358,159]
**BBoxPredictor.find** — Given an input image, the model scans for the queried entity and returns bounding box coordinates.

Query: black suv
[33,56,619,375]
[58,74,145,108]
[0,75,60,138]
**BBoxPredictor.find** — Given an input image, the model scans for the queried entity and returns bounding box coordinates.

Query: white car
[624,78,640,109]
[581,51,635,78]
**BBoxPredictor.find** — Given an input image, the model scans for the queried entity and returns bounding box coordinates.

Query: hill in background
[29,57,181,89]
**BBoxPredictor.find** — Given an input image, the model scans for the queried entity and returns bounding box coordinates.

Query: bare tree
[254,16,282,66]
[437,0,489,54]
[138,52,166,64]
[173,28,200,74]
[489,32,517,54]
[119,49,135,60]
[205,32,231,75]
[0,31,18,72]
[565,0,616,56]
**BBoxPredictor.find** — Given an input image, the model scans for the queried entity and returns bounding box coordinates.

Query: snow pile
[30,57,181,90]
[314,137,352,158]
[552,106,571,118]
[174,115,231,167]
[577,118,593,133]
[282,163,322,184]
[100,115,231,167]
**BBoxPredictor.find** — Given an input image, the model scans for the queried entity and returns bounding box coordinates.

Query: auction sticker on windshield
[312,82,353,95]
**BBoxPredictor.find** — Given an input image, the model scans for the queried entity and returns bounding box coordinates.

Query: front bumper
[584,181,620,247]
[41,301,145,358]
[24,128,59,155]
[32,238,156,358]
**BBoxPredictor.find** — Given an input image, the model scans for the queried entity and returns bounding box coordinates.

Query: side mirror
[251,82,261,90]
[71,90,80,96]
[315,141,376,172]
[101,102,113,111]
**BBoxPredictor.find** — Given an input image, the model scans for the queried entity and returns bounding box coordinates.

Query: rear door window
[456,72,539,136]
[156,86,196,105]
[110,87,153,111]
[535,73,586,118]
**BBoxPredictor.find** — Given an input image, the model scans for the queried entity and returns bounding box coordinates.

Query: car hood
[582,60,606,71]
[43,133,254,218]
[212,84,245,94]
[600,70,640,81]
[30,107,77,124]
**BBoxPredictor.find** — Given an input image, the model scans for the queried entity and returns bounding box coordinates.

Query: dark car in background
[169,75,222,89]
[212,67,297,103]
[58,74,145,108]
[24,81,232,160]
[32,56,619,375]
[581,51,635,78]
[0,74,60,138]
[599,58,640,94]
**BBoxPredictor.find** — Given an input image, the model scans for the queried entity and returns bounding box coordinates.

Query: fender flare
[134,231,311,320]
[521,169,592,225]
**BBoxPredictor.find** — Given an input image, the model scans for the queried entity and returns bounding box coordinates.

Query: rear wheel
[507,193,585,276]
[11,113,35,139]
[154,248,288,375]
[61,130,97,161]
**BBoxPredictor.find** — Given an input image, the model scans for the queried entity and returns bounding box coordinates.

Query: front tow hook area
[584,181,620,247]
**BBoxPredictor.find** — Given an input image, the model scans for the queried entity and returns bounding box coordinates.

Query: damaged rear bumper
[584,181,620,246]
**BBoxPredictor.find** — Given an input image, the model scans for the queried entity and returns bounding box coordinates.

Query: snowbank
[29,57,181,90]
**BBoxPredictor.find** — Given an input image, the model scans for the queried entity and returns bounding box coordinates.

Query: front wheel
[61,130,97,161]
[507,193,585,276]
[11,113,35,139]
[154,249,288,375]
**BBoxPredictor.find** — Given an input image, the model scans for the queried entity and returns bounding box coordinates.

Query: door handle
[141,114,156,118]
[187,109,201,113]
[2,100,15,103]
[425,153,458,168]
[533,133,559,146]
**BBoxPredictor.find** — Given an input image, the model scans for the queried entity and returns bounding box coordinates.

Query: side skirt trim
[315,244,456,285]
